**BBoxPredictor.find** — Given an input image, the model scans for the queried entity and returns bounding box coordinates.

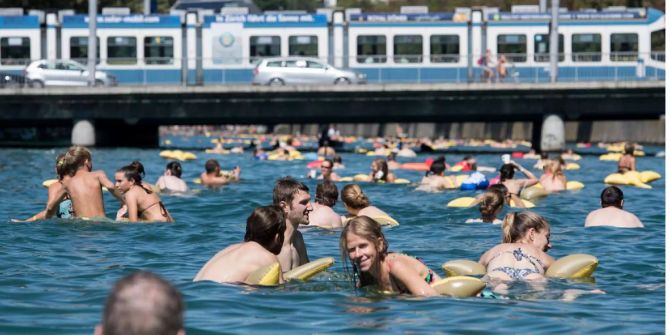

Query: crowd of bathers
[17,142,646,335]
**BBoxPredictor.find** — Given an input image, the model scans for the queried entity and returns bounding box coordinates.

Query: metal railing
[0,52,664,87]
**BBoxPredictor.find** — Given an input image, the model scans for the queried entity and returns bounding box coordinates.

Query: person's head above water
[165,161,182,178]
[204,159,220,174]
[95,271,184,335]
[427,156,446,176]
[341,184,370,211]
[624,142,635,155]
[315,181,338,207]
[499,164,515,181]
[371,159,389,181]
[115,163,149,194]
[272,176,311,226]
[488,183,512,204]
[63,146,92,174]
[244,205,286,255]
[272,176,309,206]
[479,191,504,223]
[600,186,624,209]
[55,153,69,180]
[502,211,551,252]
[339,215,388,283]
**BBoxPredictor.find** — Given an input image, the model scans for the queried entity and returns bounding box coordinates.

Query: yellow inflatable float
[565,162,580,170]
[159,150,197,161]
[441,254,598,279]
[284,257,335,281]
[431,276,486,298]
[343,215,400,226]
[521,181,584,199]
[245,262,281,286]
[604,171,661,189]
[339,174,410,185]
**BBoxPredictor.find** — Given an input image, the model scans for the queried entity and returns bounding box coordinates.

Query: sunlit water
[0,144,664,334]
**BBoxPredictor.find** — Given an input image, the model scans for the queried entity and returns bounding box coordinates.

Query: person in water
[155,161,188,193]
[467,191,504,224]
[617,142,636,173]
[539,160,567,192]
[14,153,74,222]
[200,159,240,187]
[499,160,538,201]
[46,146,123,219]
[95,271,184,335]
[584,186,643,228]
[307,182,343,229]
[340,216,440,297]
[317,159,340,182]
[194,205,287,284]
[367,158,396,183]
[479,211,554,286]
[340,184,394,223]
[416,156,458,192]
[273,176,313,272]
[115,163,173,222]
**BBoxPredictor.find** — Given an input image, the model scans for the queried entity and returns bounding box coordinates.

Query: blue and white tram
[60,14,182,84]
[201,13,329,84]
[0,15,40,72]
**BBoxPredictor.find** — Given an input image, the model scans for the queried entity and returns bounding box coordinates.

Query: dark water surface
[0,146,664,334]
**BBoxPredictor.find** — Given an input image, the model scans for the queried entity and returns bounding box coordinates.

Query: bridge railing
[0,52,664,87]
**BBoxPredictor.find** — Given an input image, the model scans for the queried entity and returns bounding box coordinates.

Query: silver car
[252,57,366,86]
[25,60,116,87]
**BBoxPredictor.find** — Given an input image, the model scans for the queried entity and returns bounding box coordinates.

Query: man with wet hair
[200,159,240,187]
[307,181,342,229]
[272,176,313,271]
[95,271,184,335]
[584,186,643,228]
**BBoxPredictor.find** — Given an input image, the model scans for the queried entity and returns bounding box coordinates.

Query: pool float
[431,276,486,298]
[511,151,525,159]
[245,262,281,286]
[42,179,58,188]
[604,171,660,189]
[160,150,197,161]
[205,148,230,154]
[460,180,489,191]
[163,139,172,145]
[520,186,550,200]
[565,162,580,170]
[284,257,335,281]
[442,175,469,189]
[306,160,323,169]
[343,215,400,226]
[441,254,598,279]
[599,153,622,161]
[399,162,429,171]
[366,150,390,156]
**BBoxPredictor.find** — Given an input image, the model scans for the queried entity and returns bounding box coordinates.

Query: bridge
[0,81,664,148]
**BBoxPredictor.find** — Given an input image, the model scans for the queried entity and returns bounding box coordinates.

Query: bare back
[307,203,343,229]
[194,242,279,283]
[584,207,643,228]
[480,243,554,281]
[125,185,173,222]
[540,174,567,192]
[63,170,110,218]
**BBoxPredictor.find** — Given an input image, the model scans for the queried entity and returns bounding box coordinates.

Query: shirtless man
[194,205,286,284]
[307,182,342,229]
[200,159,240,187]
[585,186,643,228]
[272,177,313,271]
[46,146,123,219]
[317,159,340,181]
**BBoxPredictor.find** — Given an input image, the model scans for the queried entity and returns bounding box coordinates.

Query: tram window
[430,35,459,63]
[107,36,137,65]
[572,33,601,62]
[69,37,100,65]
[497,34,527,62]
[0,37,30,65]
[534,34,564,62]
[250,36,280,63]
[144,36,174,65]
[610,33,638,62]
[357,35,386,63]
[651,29,664,62]
[289,35,318,57]
[393,35,422,63]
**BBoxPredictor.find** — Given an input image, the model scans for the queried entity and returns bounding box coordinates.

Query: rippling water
[0,146,664,334]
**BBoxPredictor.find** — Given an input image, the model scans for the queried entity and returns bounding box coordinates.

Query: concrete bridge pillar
[72,120,96,146]
[540,114,565,152]
[71,119,158,147]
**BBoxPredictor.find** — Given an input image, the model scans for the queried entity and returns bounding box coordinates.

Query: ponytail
[501,213,515,243]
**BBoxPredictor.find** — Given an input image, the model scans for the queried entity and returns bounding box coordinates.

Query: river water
[0,144,664,334]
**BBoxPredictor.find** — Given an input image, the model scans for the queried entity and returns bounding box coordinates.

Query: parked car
[252,57,366,86]
[24,60,116,87]
[0,72,27,88]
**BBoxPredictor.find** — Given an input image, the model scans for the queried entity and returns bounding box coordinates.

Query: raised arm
[512,161,538,187]
[95,171,125,204]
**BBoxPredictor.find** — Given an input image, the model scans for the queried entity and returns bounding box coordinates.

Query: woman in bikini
[114,163,173,222]
[340,216,440,297]
[499,160,538,203]
[479,211,554,284]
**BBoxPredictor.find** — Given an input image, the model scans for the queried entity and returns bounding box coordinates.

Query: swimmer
[585,186,643,228]
[333,155,345,169]
[317,141,336,157]
[617,142,636,173]
[416,156,457,192]
[539,160,567,192]
[340,216,440,297]
[115,163,173,222]
[155,161,188,193]
[396,144,417,158]
[488,184,527,208]
[95,271,184,335]
[533,152,550,170]
[317,159,340,182]
[386,152,401,170]
[194,205,286,284]
[273,177,313,272]
[524,148,540,160]
[254,148,268,160]
[466,191,504,224]
[454,155,476,172]
[208,138,229,154]
[341,184,392,222]
[561,148,580,161]
[367,158,396,183]
[45,146,123,219]
[479,211,554,293]
[499,161,538,199]
[200,159,240,187]
[13,153,74,222]
[307,182,343,229]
